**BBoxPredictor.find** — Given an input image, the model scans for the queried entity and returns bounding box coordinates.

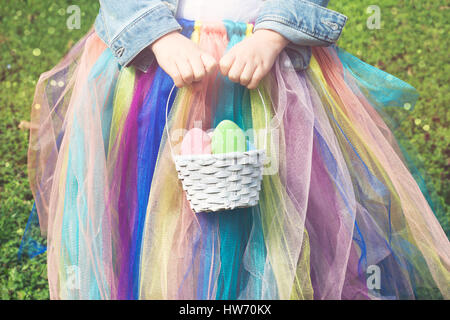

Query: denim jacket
[94,0,347,72]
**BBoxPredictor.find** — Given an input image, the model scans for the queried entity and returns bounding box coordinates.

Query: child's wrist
[253,29,289,52]
[151,31,182,53]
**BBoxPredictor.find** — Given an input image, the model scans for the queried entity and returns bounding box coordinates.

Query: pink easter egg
[181,128,212,155]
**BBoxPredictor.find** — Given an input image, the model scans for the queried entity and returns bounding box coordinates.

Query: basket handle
[165,84,269,158]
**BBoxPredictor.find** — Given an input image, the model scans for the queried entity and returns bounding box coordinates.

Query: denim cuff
[254,0,347,46]
[95,3,182,72]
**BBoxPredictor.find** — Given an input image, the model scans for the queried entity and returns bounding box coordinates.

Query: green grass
[0,0,99,300]
[0,0,448,300]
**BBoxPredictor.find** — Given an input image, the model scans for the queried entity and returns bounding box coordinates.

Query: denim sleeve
[95,0,181,72]
[254,0,347,70]
[254,0,347,46]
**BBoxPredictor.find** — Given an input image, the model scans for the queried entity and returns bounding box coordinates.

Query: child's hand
[219,29,289,89]
[151,31,218,88]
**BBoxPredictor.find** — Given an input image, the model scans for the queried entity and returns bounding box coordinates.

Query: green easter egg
[212,120,246,154]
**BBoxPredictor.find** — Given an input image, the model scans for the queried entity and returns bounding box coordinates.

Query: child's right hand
[151,31,218,88]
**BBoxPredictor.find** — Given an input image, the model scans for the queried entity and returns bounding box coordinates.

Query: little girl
[27,0,450,300]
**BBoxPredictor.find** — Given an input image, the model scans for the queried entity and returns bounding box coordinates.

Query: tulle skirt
[27,19,450,300]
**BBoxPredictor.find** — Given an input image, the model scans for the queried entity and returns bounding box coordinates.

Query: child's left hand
[219,29,289,89]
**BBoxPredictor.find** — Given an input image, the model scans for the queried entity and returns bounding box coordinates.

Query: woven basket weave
[166,86,268,213]
[174,150,266,213]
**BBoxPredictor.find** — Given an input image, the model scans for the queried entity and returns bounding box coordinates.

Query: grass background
[0,0,448,300]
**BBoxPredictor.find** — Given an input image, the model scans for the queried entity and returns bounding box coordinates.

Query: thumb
[219,51,235,76]
[200,53,218,74]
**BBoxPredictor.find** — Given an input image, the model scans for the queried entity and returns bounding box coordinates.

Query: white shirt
[176,0,264,22]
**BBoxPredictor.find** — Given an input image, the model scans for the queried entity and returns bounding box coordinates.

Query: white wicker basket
[165,85,268,213]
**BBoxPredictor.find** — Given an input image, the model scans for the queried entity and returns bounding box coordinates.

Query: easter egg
[181,128,212,155]
[211,120,246,154]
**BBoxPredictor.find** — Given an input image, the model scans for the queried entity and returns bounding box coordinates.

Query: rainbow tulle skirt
[26,19,450,300]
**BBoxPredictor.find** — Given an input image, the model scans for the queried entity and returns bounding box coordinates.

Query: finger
[227,57,246,83]
[172,71,185,88]
[164,60,185,88]
[175,57,195,85]
[201,53,218,75]
[189,55,206,82]
[219,51,236,76]
[247,66,265,90]
[239,61,257,87]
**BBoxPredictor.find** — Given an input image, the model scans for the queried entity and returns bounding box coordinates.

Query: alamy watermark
[366,264,381,290]
[66,5,81,30]
[366,264,396,299]
[367,5,382,30]
[66,265,80,290]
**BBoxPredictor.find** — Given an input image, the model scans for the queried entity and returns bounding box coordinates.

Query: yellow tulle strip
[250,85,313,300]
[108,67,136,156]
